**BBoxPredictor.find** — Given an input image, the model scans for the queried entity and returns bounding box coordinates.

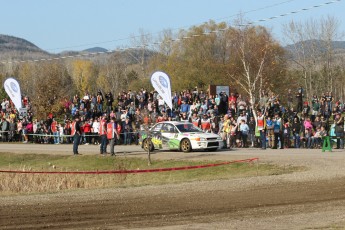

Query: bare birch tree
[128,29,152,79]
[227,24,285,119]
[283,16,343,100]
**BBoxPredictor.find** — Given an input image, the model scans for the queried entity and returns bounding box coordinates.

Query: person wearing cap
[71,115,81,155]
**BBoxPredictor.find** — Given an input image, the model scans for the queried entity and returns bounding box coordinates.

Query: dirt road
[1,144,345,229]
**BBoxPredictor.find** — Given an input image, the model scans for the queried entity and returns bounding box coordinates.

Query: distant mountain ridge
[0,34,113,61]
[0,34,47,54]
[0,34,111,55]
[285,40,345,50]
[331,41,345,49]
[284,40,345,57]
[83,47,108,53]
[0,34,53,61]
[0,34,160,65]
[1,34,345,63]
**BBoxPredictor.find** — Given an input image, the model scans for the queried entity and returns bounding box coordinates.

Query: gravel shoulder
[1,144,345,229]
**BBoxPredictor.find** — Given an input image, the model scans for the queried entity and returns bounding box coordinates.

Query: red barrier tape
[0,158,259,174]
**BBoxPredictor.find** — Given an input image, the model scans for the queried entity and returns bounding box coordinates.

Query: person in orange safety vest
[190,113,201,128]
[107,117,120,156]
[51,118,59,144]
[200,114,211,133]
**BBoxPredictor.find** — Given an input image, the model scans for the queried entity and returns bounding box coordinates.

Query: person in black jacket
[296,87,303,113]
[105,92,114,115]
[72,115,81,155]
[248,116,256,147]
[1,117,9,142]
[291,117,301,148]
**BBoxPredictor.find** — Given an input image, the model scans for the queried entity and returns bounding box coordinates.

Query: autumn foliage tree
[69,60,96,95]
[148,21,286,110]
[15,62,73,119]
[152,21,229,90]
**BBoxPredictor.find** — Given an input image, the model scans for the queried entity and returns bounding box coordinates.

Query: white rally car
[139,121,223,152]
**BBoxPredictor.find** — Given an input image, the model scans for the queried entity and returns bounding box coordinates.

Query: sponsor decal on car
[168,139,180,149]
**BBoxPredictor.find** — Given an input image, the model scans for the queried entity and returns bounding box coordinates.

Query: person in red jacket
[83,119,92,145]
[26,120,33,143]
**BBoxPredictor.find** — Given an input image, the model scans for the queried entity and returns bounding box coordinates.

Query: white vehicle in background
[139,121,223,152]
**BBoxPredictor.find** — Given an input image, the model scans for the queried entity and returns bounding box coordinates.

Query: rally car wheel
[143,139,154,152]
[180,139,192,153]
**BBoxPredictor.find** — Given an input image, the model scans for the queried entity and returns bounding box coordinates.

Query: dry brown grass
[0,153,302,195]
[0,164,301,196]
[0,172,129,195]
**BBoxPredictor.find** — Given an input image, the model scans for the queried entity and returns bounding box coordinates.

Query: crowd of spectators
[0,86,344,149]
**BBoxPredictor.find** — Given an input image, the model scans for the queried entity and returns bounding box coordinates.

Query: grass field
[0,153,304,195]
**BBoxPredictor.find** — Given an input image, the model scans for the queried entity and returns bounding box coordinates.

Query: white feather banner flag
[4,77,22,111]
[150,71,173,110]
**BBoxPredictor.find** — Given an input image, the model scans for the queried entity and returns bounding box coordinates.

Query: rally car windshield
[175,123,203,133]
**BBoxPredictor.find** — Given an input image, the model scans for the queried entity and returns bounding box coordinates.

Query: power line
[44,0,297,52]
[0,0,341,65]
[213,0,297,23]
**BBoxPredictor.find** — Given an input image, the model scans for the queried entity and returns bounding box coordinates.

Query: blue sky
[1,0,344,53]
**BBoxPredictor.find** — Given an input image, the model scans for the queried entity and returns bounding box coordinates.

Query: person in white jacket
[92,117,100,145]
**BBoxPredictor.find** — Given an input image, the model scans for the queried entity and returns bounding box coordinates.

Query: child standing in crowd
[266,116,274,148]
[239,119,249,148]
